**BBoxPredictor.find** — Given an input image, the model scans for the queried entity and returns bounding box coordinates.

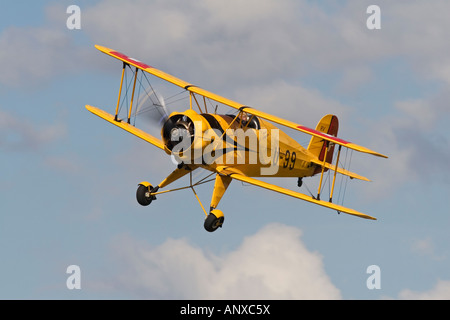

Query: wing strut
[115,62,127,121]
[127,67,139,124]
[112,61,139,124]
[329,145,342,203]
[316,141,329,201]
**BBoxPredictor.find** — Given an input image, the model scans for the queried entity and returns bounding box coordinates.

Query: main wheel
[136,184,153,206]
[204,210,225,232]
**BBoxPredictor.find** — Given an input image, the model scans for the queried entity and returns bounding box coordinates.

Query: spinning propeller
[135,89,194,153]
[135,90,169,126]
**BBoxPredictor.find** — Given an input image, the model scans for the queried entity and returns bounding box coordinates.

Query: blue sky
[1,0,450,299]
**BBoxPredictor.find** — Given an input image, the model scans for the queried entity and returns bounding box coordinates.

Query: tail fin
[307,115,339,174]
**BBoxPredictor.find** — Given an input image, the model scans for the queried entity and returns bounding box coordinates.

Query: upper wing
[231,108,388,158]
[95,45,387,158]
[217,167,376,220]
[95,45,192,89]
[86,105,165,150]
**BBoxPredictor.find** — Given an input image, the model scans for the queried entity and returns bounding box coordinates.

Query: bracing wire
[117,65,191,125]
[341,149,353,206]
[337,147,348,204]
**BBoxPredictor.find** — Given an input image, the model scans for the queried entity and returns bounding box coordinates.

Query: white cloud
[0,3,95,87]
[43,155,81,174]
[79,1,450,119]
[82,0,304,87]
[0,25,91,87]
[391,97,450,184]
[111,223,342,299]
[336,65,374,93]
[353,90,450,199]
[395,99,436,131]
[410,238,445,261]
[411,238,435,256]
[234,79,350,126]
[0,109,66,152]
[399,280,450,300]
[6,0,450,91]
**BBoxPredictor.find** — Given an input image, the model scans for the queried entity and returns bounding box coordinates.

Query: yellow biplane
[86,45,387,232]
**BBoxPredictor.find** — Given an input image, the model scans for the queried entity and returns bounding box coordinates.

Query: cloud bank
[399,280,450,300]
[0,109,65,152]
[111,224,342,299]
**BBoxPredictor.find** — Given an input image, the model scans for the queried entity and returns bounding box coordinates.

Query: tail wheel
[204,210,224,232]
[136,184,154,206]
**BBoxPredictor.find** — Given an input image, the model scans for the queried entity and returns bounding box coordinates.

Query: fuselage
[161,109,318,178]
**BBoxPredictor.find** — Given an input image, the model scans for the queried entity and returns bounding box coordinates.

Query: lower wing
[218,168,376,220]
[86,105,165,150]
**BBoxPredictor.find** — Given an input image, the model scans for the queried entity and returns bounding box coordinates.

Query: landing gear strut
[136,170,230,233]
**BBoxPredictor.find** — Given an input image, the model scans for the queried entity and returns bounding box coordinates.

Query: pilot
[239,112,249,126]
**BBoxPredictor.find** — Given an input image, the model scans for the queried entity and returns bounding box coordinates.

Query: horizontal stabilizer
[309,158,371,182]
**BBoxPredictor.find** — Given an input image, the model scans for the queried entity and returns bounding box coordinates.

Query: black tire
[136,184,152,206]
[204,213,224,232]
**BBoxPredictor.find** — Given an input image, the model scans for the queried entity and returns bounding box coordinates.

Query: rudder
[307,115,339,174]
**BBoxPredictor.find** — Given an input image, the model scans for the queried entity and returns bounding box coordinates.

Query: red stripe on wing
[297,125,350,145]
[110,51,152,70]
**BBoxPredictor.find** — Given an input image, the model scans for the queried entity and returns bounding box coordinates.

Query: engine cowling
[161,109,212,164]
